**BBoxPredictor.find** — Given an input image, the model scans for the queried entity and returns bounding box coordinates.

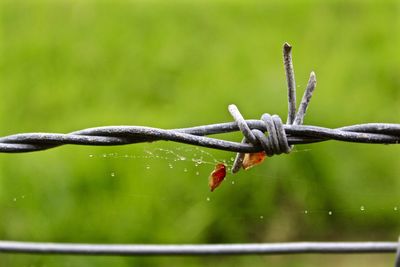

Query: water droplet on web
[328,211,332,215]
[304,210,308,214]
[206,197,210,202]
[102,154,107,158]
[110,172,115,177]
[21,195,25,199]
[183,168,188,172]
[179,156,186,161]
[168,163,173,169]
[146,165,150,170]
[13,198,17,202]
[89,154,93,158]
[195,171,199,176]
[230,157,235,162]
[231,181,235,185]
[192,158,203,167]
[360,206,365,211]
[394,207,398,211]
[260,215,264,219]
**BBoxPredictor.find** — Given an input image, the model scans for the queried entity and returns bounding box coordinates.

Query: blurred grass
[0,0,400,266]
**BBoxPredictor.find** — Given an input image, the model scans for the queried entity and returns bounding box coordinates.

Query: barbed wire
[1,120,400,153]
[1,44,399,174]
[0,241,398,256]
[2,43,400,265]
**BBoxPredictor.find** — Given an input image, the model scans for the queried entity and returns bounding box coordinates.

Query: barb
[283,42,297,125]
[0,241,397,256]
[1,43,399,174]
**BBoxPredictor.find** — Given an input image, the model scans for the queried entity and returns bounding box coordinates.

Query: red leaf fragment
[242,152,266,170]
[208,163,227,192]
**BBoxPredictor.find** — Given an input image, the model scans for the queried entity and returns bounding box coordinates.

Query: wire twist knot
[229,105,291,157]
[228,49,316,173]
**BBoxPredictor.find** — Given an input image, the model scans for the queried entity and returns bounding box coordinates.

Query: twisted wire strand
[1,121,400,154]
[1,42,399,167]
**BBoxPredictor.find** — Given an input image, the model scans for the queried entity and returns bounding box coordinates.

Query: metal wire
[0,241,397,256]
[2,43,399,262]
[1,121,400,153]
[1,49,398,167]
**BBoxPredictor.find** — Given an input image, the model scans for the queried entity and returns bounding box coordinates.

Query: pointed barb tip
[310,71,316,81]
[283,42,292,52]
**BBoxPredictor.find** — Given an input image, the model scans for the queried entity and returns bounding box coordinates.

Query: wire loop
[229,106,292,172]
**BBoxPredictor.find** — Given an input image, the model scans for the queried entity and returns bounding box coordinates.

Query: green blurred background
[1,0,399,266]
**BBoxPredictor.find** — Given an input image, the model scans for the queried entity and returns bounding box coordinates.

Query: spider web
[84,146,399,220]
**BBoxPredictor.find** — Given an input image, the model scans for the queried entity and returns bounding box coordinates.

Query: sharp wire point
[283,42,297,125]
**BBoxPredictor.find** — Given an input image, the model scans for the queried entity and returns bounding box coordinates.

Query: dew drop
[111,172,115,177]
[230,157,235,162]
[179,156,186,161]
[183,168,188,172]
[328,211,332,215]
[260,215,264,219]
[13,198,17,202]
[206,197,210,202]
[168,163,173,169]
[231,181,235,185]
[146,166,150,170]
[394,207,398,211]
[102,154,107,158]
[89,154,94,158]
[360,206,365,211]
[193,159,203,166]
[195,171,200,176]
[304,210,308,214]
